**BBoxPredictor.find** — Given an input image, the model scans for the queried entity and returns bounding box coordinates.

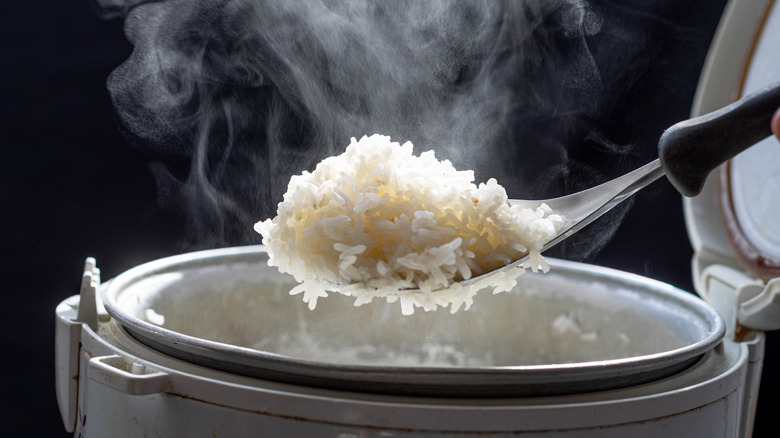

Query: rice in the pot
[255,134,564,315]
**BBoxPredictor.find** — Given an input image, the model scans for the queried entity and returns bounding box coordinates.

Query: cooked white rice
[255,134,565,315]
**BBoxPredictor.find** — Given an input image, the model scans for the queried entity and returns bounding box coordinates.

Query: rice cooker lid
[685,0,780,333]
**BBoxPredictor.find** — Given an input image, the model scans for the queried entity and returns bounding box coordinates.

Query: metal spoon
[421,80,780,291]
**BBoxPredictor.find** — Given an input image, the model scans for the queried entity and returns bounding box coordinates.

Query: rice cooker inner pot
[102,246,724,397]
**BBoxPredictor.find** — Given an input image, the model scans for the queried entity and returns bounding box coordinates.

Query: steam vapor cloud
[96,0,705,259]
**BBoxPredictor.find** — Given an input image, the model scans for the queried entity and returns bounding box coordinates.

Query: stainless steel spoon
[420,80,780,291]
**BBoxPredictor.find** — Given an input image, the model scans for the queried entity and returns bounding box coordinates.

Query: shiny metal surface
[102,245,724,397]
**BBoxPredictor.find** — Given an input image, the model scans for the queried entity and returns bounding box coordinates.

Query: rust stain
[734,324,752,342]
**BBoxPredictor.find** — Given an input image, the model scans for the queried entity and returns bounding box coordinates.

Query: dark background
[2,1,777,436]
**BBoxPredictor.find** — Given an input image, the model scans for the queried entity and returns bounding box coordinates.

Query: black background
[2,1,778,436]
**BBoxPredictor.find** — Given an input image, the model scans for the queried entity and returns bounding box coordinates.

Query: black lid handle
[659,81,780,197]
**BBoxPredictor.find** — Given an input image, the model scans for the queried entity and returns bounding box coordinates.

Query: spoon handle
[658,81,780,197]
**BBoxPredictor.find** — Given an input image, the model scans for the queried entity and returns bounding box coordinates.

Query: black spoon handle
[658,81,780,197]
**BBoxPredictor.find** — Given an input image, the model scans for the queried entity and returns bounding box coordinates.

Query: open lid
[686,0,780,335]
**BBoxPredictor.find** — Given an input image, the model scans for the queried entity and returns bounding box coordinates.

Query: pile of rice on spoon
[255,134,564,315]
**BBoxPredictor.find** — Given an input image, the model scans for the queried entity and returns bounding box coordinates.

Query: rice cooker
[54,0,780,436]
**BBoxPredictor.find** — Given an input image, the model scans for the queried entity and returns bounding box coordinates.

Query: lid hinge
[738,277,780,331]
[699,264,780,337]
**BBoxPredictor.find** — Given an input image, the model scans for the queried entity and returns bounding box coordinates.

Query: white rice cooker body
[55,251,760,438]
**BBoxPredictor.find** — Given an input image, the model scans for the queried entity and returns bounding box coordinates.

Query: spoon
[415,80,780,292]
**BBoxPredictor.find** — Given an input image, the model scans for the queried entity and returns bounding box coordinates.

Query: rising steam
[96,0,643,259]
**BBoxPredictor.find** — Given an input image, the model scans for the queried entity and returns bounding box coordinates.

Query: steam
[97,0,625,258]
